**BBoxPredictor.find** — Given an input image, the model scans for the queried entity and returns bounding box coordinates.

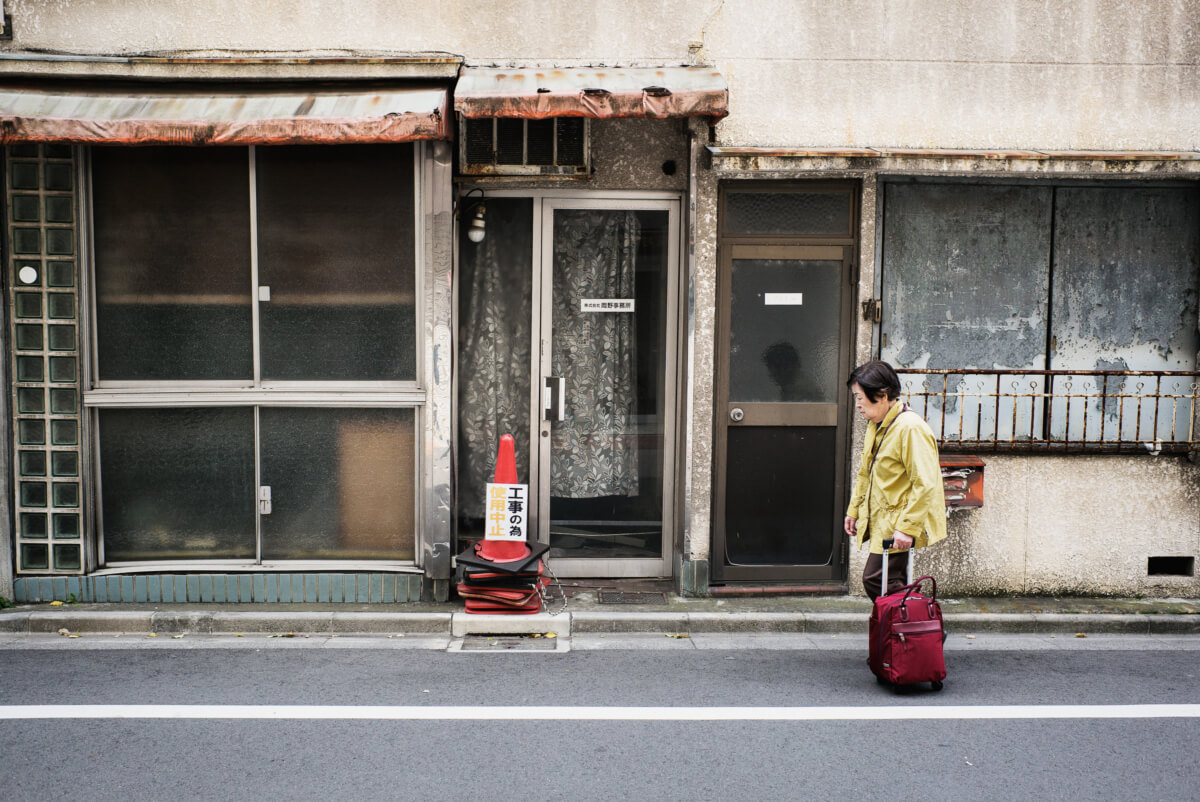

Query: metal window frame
[81,143,432,572]
[452,188,682,579]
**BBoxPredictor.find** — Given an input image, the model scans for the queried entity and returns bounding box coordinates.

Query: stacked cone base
[456,541,549,614]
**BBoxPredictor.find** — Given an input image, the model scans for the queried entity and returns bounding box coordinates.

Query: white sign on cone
[484,482,528,541]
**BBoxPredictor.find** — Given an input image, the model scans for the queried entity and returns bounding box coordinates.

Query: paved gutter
[2,594,1198,637]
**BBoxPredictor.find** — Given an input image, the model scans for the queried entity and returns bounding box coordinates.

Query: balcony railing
[898,369,1200,454]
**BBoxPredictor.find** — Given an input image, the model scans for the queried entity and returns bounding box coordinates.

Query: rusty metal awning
[454,66,728,121]
[0,84,451,145]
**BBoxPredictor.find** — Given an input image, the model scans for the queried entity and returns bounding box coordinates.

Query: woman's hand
[843,516,857,537]
[891,530,914,550]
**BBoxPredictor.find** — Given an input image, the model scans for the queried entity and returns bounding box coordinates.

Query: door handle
[729,407,744,422]
[544,376,566,421]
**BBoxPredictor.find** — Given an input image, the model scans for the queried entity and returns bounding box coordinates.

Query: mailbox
[940,455,984,508]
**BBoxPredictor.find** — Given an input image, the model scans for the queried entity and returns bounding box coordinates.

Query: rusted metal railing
[898,369,1200,454]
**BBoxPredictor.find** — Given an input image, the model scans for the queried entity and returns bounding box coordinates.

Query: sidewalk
[2,593,1199,637]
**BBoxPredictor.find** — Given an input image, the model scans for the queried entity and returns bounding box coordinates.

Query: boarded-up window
[881,181,1200,448]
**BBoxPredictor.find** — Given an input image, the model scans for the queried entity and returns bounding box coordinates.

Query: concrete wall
[912,455,1200,596]
[8,0,1199,151]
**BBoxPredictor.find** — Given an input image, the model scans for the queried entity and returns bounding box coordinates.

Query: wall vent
[459,116,589,176]
[1147,556,1194,576]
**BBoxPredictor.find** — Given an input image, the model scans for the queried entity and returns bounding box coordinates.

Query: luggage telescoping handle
[879,538,915,591]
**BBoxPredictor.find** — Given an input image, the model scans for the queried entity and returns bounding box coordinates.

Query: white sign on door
[581,299,635,313]
[764,293,803,305]
[484,482,528,541]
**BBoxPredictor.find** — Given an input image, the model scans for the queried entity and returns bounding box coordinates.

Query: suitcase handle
[897,575,939,621]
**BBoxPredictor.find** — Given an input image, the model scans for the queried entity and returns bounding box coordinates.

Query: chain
[538,560,568,616]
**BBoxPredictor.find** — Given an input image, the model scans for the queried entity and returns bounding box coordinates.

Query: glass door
[455,193,679,578]
[538,201,677,577]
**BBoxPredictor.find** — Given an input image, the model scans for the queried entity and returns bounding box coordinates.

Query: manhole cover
[597,590,667,604]
[459,635,558,651]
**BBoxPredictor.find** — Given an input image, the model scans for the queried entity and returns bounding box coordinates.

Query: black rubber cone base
[456,541,549,574]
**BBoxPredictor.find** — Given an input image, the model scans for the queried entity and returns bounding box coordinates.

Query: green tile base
[12,573,425,603]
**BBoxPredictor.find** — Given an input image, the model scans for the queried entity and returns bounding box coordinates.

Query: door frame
[712,180,859,583]
[455,188,683,578]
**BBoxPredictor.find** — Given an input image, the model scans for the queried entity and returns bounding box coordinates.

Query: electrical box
[940,455,984,508]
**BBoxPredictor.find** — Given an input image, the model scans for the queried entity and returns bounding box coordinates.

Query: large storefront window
[881,181,1200,450]
[89,144,419,565]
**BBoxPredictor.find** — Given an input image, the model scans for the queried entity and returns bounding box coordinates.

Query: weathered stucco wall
[912,455,1200,596]
[7,0,1199,150]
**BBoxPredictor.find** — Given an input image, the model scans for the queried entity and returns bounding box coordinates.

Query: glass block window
[7,144,83,574]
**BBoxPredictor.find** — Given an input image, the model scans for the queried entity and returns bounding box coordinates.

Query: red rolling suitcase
[868,542,946,691]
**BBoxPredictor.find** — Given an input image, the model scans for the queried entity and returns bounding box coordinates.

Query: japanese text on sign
[484,482,528,541]
[580,299,635,313]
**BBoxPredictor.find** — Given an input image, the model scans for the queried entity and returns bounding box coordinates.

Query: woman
[843,360,946,599]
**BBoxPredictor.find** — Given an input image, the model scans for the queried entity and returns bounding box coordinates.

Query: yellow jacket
[846,402,947,555]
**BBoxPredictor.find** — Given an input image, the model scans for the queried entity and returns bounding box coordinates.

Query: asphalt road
[2,634,1199,801]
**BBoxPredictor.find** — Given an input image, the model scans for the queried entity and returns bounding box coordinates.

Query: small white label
[764,293,803,306]
[581,299,635,313]
[484,483,528,541]
[258,286,271,302]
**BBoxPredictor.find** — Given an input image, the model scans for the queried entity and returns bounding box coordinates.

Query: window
[880,180,1200,451]
[89,145,420,563]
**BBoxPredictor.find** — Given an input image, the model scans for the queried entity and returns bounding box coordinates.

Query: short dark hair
[848,360,901,402]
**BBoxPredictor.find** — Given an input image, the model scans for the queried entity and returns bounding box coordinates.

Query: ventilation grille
[459,117,589,175]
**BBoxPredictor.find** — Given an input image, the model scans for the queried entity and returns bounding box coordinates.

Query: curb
[2,608,1199,637]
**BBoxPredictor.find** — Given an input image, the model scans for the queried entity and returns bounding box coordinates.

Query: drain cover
[597,590,667,604]
[460,635,558,651]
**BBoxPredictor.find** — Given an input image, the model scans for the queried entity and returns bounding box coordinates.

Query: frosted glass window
[729,259,841,403]
[725,191,852,237]
[259,408,415,560]
[99,408,256,561]
[92,147,253,380]
[256,145,416,381]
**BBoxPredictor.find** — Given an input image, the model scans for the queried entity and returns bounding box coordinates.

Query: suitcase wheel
[931,680,944,691]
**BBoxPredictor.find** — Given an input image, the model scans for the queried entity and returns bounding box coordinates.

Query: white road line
[2,704,1199,721]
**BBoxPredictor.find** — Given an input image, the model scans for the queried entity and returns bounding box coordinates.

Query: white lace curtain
[458,206,640,520]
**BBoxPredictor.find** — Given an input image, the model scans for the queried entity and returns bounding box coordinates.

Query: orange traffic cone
[476,434,532,564]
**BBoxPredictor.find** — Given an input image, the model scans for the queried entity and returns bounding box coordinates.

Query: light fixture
[467,202,487,243]
[459,187,487,243]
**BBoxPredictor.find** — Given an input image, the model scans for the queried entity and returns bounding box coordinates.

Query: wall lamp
[458,187,487,243]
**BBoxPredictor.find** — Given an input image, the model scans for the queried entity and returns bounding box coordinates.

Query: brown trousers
[862,550,911,601]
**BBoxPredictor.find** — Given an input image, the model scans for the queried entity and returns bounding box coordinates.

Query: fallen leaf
[57,628,70,636]
[965,635,976,639]
[1075,633,1088,638]
[964,758,974,766]
[235,633,244,637]
[67,634,81,639]
[422,690,430,694]
[545,632,557,639]
[530,633,543,638]
[49,600,64,607]
[666,633,690,639]
[146,633,158,638]
[172,634,185,639]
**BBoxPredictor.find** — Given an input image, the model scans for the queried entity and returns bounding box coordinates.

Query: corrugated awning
[0,84,450,145]
[454,66,728,121]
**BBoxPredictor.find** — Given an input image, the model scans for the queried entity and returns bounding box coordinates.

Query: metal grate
[597,590,667,604]
[458,116,589,174]
[900,369,1200,454]
[460,635,558,651]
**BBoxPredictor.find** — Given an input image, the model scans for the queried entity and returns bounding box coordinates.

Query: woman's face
[851,382,893,424]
